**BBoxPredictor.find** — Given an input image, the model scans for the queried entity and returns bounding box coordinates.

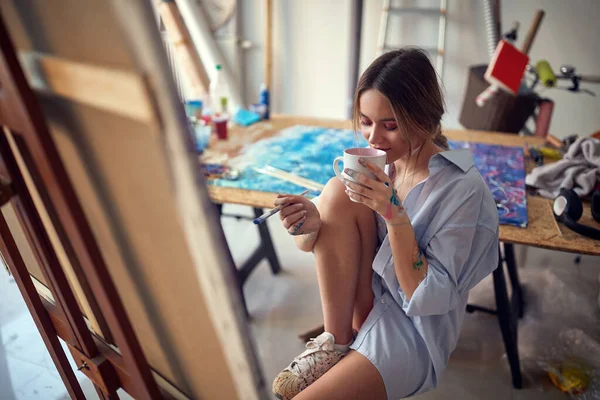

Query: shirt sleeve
[399,225,498,317]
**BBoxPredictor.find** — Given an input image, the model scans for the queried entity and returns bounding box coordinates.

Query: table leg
[466,243,524,389]
[214,203,250,318]
[216,205,282,318]
[503,243,524,318]
[494,243,523,389]
[253,207,282,275]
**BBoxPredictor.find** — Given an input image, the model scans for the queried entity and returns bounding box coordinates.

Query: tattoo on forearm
[384,186,406,221]
[413,247,424,271]
[390,189,400,207]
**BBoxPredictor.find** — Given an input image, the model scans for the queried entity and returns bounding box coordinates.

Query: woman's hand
[274,193,321,236]
[342,158,408,226]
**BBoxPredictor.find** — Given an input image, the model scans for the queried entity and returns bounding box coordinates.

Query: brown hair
[352,47,448,154]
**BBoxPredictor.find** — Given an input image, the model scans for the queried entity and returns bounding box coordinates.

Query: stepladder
[377,0,448,78]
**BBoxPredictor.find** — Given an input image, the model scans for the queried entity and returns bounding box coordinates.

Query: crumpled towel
[525,137,600,199]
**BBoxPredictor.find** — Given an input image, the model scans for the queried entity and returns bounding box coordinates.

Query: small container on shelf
[212,114,229,140]
[184,99,203,120]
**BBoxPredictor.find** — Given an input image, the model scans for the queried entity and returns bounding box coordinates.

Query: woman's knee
[319,178,373,221]
[319,178,378,241]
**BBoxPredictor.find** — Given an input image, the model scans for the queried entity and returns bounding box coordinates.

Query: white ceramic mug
[333,148,387,201]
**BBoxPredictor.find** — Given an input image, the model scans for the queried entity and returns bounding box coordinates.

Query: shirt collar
[429,149,474,174]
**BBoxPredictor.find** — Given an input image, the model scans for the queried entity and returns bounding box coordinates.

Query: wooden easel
[0,1,263,398]
[0,12,164,400]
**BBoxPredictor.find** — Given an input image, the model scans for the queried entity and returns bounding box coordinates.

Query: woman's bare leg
[353,209,377,331]
[294,350,387,400]
[314,178,378,344]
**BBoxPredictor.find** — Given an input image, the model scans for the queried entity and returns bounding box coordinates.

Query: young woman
[271,48,499,399]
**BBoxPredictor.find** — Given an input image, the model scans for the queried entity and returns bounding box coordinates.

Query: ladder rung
[422,47,445,56]
[388,7,447,16]
[380,46,444,56]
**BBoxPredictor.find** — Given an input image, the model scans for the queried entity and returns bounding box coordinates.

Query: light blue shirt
[313,149,499,394]
[370,149,499,386]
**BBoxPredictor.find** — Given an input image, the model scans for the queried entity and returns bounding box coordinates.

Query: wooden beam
[157,0,210,98]
[3,126,109,341]
[0,128,99,356]
[42,296,189,400]
[19,52,155,123]
[265,0,272,90]
[0,211,86,399]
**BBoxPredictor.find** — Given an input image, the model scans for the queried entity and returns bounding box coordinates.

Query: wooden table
[202,114,600,390]
[204,115,600,256]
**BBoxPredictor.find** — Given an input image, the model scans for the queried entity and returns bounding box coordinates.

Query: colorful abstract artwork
[210,125,364,197]
[210,125,528,227]
[448,141,527,227]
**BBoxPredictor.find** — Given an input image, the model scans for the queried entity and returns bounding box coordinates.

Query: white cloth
[525,137,600,199]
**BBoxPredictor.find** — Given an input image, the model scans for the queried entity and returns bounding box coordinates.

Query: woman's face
[359,89,420,163]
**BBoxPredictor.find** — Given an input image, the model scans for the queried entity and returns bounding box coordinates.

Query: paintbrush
[253,189,310,225]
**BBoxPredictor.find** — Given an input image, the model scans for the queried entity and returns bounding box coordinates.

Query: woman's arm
[386,215,428,300]
[274,194,322,252]
[294,230,320,252]
[339,159,427,299]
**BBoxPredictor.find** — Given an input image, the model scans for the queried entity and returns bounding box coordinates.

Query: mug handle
[333,156,344,180]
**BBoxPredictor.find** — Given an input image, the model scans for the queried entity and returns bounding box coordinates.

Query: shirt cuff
[398,259,459,317]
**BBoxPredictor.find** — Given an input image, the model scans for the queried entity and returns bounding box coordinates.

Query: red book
[484,40,529,95]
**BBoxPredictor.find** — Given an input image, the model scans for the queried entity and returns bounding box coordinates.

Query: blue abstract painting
[447,141,527,228]
[210,125,528,227]
[210,125,365,198]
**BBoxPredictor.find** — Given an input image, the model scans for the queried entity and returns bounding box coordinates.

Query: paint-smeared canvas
[447,141,527,227]
[211,125,528,227]
[210,125,362,197]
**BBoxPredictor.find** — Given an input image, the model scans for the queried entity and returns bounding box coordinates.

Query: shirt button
[381,298,386,304]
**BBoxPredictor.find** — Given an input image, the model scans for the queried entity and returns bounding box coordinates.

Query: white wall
[240,0,352,119]
[240,0,600,138]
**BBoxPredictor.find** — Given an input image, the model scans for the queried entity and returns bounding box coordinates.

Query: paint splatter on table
[210,125,528,227]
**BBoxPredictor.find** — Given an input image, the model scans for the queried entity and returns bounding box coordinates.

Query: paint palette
[210,125,528,227]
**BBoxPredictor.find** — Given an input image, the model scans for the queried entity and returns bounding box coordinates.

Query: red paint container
[200,114,212,125]
[213,115,228,140]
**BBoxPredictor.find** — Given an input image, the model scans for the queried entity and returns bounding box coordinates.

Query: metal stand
[467,242,523,389]
[216,205,282,317]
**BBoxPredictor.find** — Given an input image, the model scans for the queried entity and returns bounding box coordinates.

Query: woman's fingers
[288,216,307,235]
[273,196,290,207]
[273,194,309,207]
[282,210,307,230]
[345,189,378,211]
[344,168,391,195]
[358,158,389,183]
[279,203,303,219]
[341,178,374,200]
[344,168,377,189]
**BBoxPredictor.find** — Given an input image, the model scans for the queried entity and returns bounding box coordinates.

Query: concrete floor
[1,203,599,399]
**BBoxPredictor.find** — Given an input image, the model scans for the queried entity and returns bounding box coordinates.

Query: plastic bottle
[209,64,229,115]
[259,82,270,119]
